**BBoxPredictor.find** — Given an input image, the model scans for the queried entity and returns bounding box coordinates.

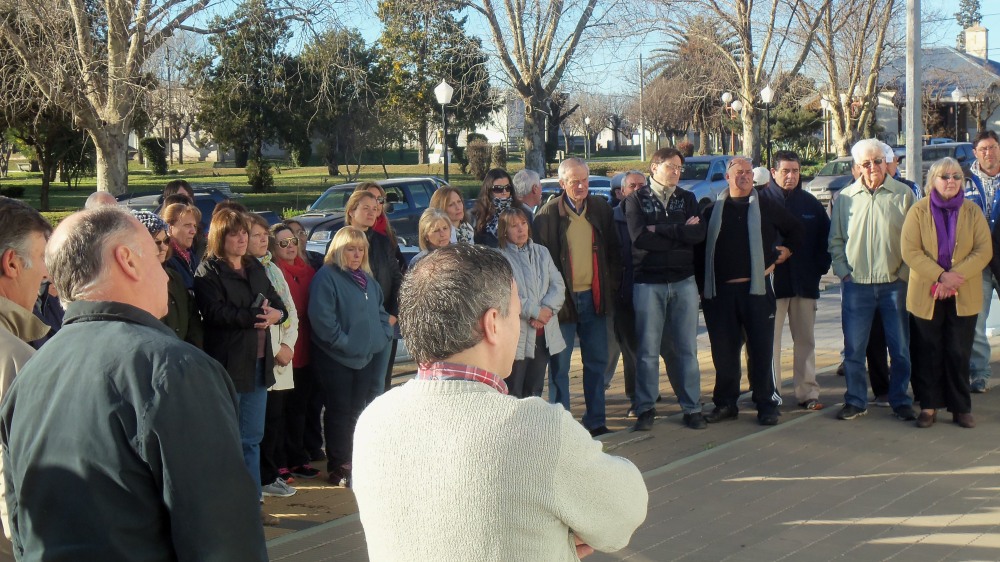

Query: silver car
[676,155,734,211]
[806,157,855,206]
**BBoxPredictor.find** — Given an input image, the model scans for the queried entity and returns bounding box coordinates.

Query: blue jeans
[549,290,608,430]
[970,269,999,384]
[633,278,702,415]
[237,360,269,500]
[842,281,912,410]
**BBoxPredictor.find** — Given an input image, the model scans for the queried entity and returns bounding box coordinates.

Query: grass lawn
[1,153,649,223]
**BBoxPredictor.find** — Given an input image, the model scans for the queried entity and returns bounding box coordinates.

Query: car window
[923,147,951,161]
[958,145,972,160]
[383,185,410,214]
[680,162,711,181]
[834,161,852,175]
[405,182,433,208]
[311,189,352,212]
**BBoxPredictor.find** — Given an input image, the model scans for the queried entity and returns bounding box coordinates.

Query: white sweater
[352,379,648,561]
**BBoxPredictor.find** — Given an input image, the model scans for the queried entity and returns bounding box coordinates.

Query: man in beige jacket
[0,197,52,559]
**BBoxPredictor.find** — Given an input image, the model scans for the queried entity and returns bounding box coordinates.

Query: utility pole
[639,54,646,162]
[905,0,922,182]
[166,44,173,166]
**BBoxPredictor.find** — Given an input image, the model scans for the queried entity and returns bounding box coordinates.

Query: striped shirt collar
[414,362,509,395]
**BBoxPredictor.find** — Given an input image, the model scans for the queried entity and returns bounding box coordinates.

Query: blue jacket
[760,180,832,299]
[965,174,1000,227]
[309,264,392,370]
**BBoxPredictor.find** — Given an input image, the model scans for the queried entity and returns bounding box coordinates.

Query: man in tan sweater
[353,244,648,561]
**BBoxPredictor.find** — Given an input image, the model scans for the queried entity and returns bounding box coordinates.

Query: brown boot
[953,412,976,428]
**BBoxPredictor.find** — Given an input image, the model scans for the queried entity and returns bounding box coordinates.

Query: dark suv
[115,184,281,231]
[294,176,446,256]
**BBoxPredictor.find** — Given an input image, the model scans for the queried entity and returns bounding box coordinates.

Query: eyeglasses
[154,236,171,247]
[663,163,685,173]
[491,184,511,193]
[976,145,999,153]
[375,197,385,204]
[938,173,964,181]
[277,236,300,248]
[860,159,885,169]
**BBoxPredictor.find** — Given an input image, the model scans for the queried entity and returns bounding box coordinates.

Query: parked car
[899,142,974,184]
[294,176,446,257]
[115,184,282,231]
[676,155,735,210]
[806,157,855,206]
[538,176,613,209]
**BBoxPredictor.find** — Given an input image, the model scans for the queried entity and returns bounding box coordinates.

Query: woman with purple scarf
[901,157,993,429]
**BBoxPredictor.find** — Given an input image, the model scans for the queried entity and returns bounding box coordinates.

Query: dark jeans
[382,339,399,392]
[260,389,290,485]
[303,381,325,457]
[866,309,890,398]
[911,299,976,413]
[506,338,550,398]
[612,302,638,401]
[702,282,781,416]
[285,365,317,468]
[315,356,382,471]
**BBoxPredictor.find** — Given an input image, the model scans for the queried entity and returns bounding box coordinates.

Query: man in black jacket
[760,150,831,411]
[0,207,267,561]
[624,148,707,431]
[696,157,803,426]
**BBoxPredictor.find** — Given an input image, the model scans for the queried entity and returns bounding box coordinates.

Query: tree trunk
[176,139,185,164]
[418,121,428,165]
[90,126,130,195]
[741,106,761,164]
[522,104,546,177]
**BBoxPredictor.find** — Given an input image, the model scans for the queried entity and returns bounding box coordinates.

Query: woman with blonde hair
[410,208,453,265]
[430,186,473,244]
[901,157,993,429]
[309,226,393,486]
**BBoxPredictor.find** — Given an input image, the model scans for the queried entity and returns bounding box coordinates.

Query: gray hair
[399,244,513,365]
[512,169,540,198]
[46,206,139,304]
[0,197,52,271]
[84,191,118,209]
[851,138,885,164]
[558,157,589,180]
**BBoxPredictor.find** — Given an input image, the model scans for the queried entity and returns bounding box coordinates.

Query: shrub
[676,141,695,158]
[589,164,610,177]
[467,132,488,144]
[491,143,508,169]
[246,159,275,193]
[0,186,25,198]
[290,141,312,167]
[139,137,168,175]
[467,141,491,180]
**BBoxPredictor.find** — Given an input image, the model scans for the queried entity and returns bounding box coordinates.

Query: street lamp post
[584,116,591,159]
[722,92,734,154]
[731,99,744,153]
[951,87,963,141]
[434,80,454,183]
[760,85,775,169]
[820,97,831,161]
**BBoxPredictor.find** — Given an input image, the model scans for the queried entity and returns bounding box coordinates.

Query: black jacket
[759,180,832,299]
[623,186,706,284]
[194,257,286,392]
[613,205,635,308]
[365,229,402,317]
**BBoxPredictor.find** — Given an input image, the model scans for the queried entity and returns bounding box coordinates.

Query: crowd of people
[0,130,999,559]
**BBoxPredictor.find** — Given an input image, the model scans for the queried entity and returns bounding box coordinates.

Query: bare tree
[0,0,327,194]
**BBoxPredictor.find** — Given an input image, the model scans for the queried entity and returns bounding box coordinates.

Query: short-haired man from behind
[761,150,831,411]
[624,148,707,431]
[0,207,267,561]
[965,130,1000,393]
[352,244,647,561]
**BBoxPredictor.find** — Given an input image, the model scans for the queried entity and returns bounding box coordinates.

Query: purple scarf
[349,268,368,290]
[930,187,964,270]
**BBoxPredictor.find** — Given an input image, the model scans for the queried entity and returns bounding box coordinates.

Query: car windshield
[680,162,711,181]
[310,188,355,212]
[923,147,953,160]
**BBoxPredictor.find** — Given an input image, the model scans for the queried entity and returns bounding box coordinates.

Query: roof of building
[880,47,1000,97]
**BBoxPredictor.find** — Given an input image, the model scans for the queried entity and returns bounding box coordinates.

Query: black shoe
[656,394,663,402]
[836,362,845,376]
[683,412,707,430]
[836,404,868,420]
[758,414,779,426]
[630,410,655,432]
[704,405,738,423]
[893,405,917,421]
[588,425,612,437]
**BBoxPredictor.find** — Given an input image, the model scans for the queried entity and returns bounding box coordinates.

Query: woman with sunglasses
[901,157,992,429]
[269,222,321,482]
[472,168,519,247]
[132,210,204,348]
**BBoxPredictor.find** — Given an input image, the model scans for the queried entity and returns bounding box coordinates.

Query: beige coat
[901,198,993,320]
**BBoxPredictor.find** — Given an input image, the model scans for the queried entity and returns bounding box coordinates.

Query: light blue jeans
[237,360,269,501]
[633,278,702,416]
[970,269,999,385]
[841,281,912,410]
[549,290,608,430]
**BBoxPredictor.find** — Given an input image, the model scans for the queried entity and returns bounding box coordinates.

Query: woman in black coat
[194,209,286,504]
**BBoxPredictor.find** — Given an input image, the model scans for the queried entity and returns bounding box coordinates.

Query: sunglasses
[938,173,964,181]
[860,159,885,169]
[491,184,511,194]
[277,236,300,248]
[375,197,385,204]
[154,236,171,247]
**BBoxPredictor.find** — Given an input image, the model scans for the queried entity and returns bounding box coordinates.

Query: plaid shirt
[973,160,1000,216]
[414,362,509,395]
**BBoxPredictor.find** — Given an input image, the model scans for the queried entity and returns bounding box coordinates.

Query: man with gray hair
[535,157,621,436]
[513,168,543,218]
[0,207,267,560]
[84,190,117,209]
[0,198,51,560]
[829,138,916,422]
[352,244,647,561]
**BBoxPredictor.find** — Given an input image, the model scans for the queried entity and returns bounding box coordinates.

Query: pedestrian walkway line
[266,512,361,549]
[640,411,820,481]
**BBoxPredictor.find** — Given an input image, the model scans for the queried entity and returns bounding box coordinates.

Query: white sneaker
[262,478,296,497]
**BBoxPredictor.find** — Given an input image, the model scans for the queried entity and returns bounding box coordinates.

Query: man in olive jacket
[535,157,622,437]
[0,207,267,561]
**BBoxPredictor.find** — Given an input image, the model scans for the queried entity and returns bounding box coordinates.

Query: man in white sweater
[353,244,648,561]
